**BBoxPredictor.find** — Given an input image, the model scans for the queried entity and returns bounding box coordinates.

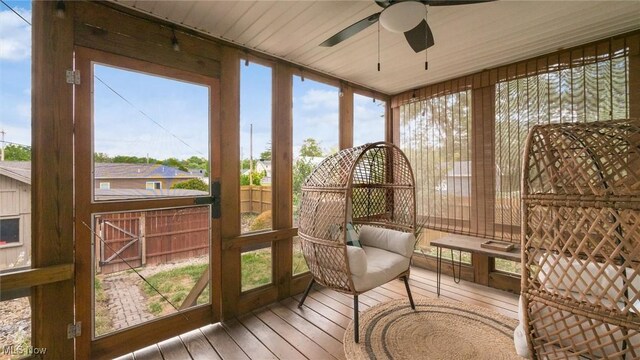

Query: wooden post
[339,82,354,150]
[220,47,241,319]
[31,2,75,358]
[272,62,293,299]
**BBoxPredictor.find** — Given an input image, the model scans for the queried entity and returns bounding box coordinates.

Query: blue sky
[1,1,385,161]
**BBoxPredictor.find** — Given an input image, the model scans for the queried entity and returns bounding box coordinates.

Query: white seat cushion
[359,225,415,258]
[351,246,410,292]
[346,245,367,277]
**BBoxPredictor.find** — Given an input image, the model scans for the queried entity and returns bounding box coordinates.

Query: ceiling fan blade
[404,19,434,53]
[374,0,392,8]
[320,13,381,47]
[424,0,495,6]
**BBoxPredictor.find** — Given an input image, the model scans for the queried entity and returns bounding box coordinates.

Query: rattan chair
[297,142,417,343]
[517,119,640,359]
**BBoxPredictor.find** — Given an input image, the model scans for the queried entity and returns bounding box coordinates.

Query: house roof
[113,1,640,94]
[0,161,198,183]
[0,161,31,185]
[95,163,197,179]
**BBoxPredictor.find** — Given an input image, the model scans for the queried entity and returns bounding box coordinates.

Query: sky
[1,0,385,162]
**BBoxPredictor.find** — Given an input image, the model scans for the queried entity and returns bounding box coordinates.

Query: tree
[3,144,31,161]
[240,170,264,186]
[171,178,208,191]
[94,152,112,163]
[292,138,324,221]
[259,143,272,161]
[299,138,322,157]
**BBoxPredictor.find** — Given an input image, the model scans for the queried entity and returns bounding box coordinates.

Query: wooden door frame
[73,46,221,359]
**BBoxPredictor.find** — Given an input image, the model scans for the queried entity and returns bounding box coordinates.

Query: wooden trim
[220,47,242,319]
[0,264,73,291]
[489,271,521,294]
[74,1,220,77]
[339,83,354,150]
[272,62,293,301]
[224,228,298,250]
[31,2,75,358]
[91,306,213,360]
[93,1,388,98]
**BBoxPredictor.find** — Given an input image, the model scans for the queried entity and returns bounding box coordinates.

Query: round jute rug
[344,297,520,360]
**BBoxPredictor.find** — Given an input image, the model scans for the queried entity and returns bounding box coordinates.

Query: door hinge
[66,69,80,85]
[67,322,81,339]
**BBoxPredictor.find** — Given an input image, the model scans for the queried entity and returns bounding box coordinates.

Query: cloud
[298,89,339,111]
[0,8,31,61]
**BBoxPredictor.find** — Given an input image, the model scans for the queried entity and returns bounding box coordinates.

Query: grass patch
[241,249,273,292]
[495,258,521,274]
[142,263,210,315]
[94,276,112,337]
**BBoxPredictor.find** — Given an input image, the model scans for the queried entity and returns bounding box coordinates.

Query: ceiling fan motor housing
[379,1,426,33]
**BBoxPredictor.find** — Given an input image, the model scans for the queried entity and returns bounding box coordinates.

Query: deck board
[200,323,251,360]
[121,268,518,359]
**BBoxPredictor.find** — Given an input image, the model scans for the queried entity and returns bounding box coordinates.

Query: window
[353,93,386,145]
[399,90,472,240]
[99,182,110,189]
[494,47,629,241]
[145,181,161,190]
[239,60,272,234]
[292,75,339,275]
[0,218,20,246]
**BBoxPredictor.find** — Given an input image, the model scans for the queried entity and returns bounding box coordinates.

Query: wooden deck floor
[116,267,518,360]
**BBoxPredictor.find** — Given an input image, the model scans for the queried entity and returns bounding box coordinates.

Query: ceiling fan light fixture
[379,1,425,33]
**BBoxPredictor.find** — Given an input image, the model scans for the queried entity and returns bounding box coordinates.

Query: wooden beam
[339,83,354,150]
[272,62,293,300]
[0,264,73,292]
[224,228,298,250]
[220,47,242,319]
[31,2,75,358]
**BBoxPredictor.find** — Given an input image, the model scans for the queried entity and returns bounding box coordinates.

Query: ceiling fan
[320,0,494,53]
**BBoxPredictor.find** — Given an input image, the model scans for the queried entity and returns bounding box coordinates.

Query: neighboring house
[95,163,200,190]
[256,160,271,185]
[0,161,31,270]
[0,161,206,269]
[444,161,502,196]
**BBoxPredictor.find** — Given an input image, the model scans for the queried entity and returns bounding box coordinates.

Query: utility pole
[0,129,5,161]
[249,124,254,211]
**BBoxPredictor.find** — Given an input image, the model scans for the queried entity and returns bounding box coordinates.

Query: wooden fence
[240,185,271,214]
[95,207,210,274]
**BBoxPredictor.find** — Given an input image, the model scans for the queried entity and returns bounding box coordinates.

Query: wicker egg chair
[517,119,640,359]
[297,141,417,343]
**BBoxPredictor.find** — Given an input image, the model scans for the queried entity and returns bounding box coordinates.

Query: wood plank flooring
[116,267,518,360]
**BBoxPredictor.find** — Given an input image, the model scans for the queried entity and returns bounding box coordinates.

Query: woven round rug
[344,297,520,360]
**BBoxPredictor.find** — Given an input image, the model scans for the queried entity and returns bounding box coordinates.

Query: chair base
[298,278,315,308]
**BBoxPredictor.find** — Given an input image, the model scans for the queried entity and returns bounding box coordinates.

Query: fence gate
[96,214,142,274]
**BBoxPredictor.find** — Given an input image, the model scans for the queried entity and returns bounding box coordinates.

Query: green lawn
[142,263,209,315]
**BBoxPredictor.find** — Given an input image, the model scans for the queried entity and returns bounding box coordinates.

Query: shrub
[171,178,208,191]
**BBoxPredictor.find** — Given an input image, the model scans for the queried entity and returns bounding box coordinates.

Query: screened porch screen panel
[494,48,629,242]
[400,90,472,236]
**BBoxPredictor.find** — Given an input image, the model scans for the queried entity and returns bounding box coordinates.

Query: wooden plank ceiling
[113,0,640,95]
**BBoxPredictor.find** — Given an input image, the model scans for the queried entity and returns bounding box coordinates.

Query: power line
[2,1,205,158]
[0,0,31,26]
[94,76,205,157]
